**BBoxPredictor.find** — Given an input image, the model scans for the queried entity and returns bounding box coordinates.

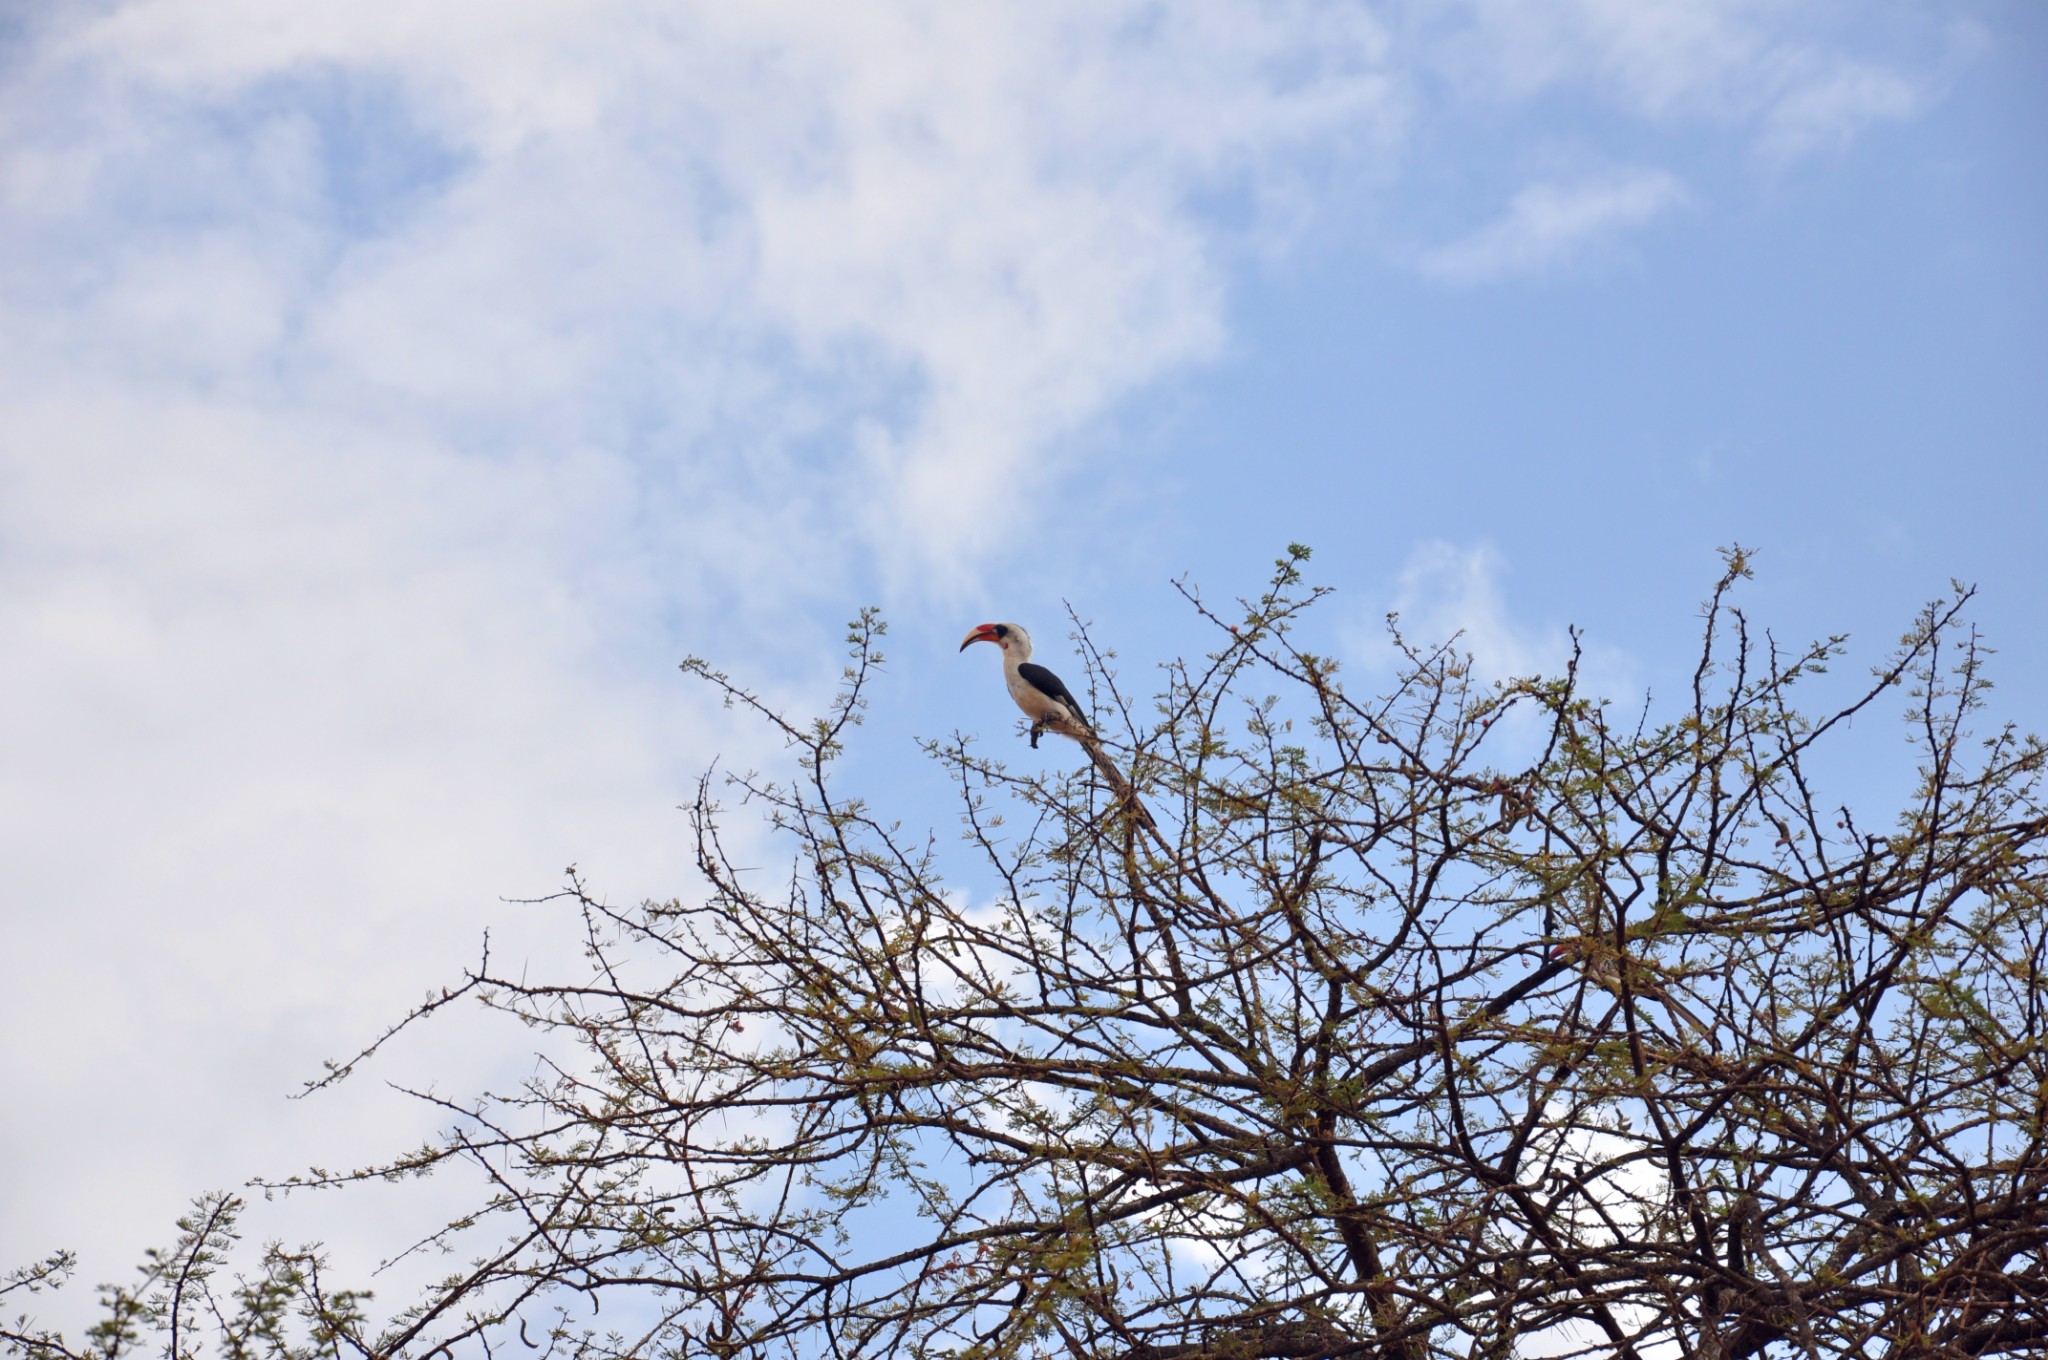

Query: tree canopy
[9,548,2046,1359]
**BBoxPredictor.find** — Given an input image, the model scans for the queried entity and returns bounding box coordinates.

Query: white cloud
[0,361,736,1311]
[8,0,1398,583]
[1351,543,1638,766]
[1427,0,1759,112]
[1420,0,1952,162]
[1419,169,1688,285]
[1384,542,1554,682]
[1756,58,1925,163]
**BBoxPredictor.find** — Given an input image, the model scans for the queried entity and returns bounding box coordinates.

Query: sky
[3,0,2044,1329]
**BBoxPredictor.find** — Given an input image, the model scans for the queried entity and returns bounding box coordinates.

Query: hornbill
[957,622,1090,749]
[960,621,1154,829]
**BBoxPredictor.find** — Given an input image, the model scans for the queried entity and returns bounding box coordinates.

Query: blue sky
[2,0,2043,1318]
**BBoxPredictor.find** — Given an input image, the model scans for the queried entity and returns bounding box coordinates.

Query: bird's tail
[1655,988,1716,1048]
[1080,735,1158,832]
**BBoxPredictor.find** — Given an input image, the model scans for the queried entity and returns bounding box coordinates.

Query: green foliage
[12,554,2046,1360]
[5,1196,368,1360]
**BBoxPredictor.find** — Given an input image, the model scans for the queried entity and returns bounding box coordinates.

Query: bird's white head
[959,622,1033,660]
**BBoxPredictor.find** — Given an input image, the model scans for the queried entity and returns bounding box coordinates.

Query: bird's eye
[994,626,1009,638]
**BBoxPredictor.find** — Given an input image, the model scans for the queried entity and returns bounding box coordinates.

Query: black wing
[1017,662,1088,723]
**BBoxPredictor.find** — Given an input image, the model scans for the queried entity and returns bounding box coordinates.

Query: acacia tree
[9,548,2046,1360]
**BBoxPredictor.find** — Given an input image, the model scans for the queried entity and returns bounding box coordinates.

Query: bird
[958,622,1091,749]
[961,621,1155,830]
[1551,938,1714,1045]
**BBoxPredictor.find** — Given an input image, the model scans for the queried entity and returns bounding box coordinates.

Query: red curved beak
[960,623,999,652]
